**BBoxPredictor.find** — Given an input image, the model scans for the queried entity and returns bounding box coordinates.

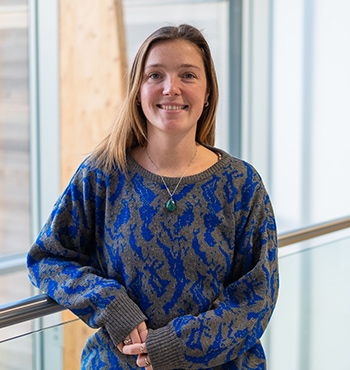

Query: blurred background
[0,0,349,369]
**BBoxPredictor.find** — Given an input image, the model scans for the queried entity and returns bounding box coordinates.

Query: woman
[27,24,279,370]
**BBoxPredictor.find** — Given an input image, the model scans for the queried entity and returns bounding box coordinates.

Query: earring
[136,100,141,106]
[204,101,209,108]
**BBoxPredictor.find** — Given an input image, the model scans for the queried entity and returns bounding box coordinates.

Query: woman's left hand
[117,321,152,368]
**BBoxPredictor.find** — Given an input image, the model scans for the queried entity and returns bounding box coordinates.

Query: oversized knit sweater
[27,148,279,370]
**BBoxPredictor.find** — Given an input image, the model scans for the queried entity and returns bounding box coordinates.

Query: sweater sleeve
[26,161,147,347]
[146,171,279,370]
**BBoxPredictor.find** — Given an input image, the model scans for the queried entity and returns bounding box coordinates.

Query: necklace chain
[146,145,198,211]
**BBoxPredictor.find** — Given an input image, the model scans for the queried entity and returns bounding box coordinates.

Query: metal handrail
[0,215,349,330]
[0,294,65,329]
[278,215,350,247]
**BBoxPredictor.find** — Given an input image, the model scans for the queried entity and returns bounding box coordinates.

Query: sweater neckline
[126,147,231,185]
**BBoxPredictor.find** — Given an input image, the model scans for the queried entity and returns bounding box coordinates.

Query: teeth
[159,105,186,110]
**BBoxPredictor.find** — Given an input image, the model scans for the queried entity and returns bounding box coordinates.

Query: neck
[146,141,198,177]
[144,129,198,175]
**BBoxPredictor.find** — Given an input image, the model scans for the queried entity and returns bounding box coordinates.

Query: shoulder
[63,156,126,196]
[212,148,270,204]
[215,149,262,183]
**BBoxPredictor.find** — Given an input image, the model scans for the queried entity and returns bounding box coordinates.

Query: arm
[27,161,147,347]
[145,174,278,369]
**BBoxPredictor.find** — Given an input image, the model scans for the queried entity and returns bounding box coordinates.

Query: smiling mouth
[157,104,188,110]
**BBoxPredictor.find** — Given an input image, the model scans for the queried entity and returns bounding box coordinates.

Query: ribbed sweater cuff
[146,325,188,370]
[103,293,147,347]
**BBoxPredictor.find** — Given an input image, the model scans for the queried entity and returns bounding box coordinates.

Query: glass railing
[262,234,350,370]
[0,315,79,370]
[0,216,349,370]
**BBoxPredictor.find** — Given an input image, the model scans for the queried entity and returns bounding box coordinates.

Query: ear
[203,91,210,108]
[205,91,210,104]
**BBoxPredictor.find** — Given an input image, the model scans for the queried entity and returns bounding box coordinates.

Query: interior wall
[60,0,127,187]
[59,1,127,368]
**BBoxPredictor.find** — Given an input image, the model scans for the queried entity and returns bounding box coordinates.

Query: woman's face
[139,39,209,140]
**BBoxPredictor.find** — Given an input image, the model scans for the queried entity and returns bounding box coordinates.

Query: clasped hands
[117,321,152,369]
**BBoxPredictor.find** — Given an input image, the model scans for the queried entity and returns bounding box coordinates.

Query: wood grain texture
[60,1,127,368]
[60,0,127,188]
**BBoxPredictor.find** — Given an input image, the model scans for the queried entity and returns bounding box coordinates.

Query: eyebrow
[144,63,202,70]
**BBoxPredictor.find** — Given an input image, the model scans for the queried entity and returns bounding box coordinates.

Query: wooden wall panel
[60,0,127,188]
[59,1,127,368]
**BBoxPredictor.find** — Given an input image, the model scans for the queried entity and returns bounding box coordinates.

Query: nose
[162,75,181,96]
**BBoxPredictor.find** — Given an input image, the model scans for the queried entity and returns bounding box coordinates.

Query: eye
[148,72,162,80]
[183,73,196,79]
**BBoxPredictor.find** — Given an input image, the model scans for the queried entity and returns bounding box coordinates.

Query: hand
[117,321,147,350]
[117,322,152,369]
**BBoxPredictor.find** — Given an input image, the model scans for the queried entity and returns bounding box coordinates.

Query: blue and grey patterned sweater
[27,148,278,370]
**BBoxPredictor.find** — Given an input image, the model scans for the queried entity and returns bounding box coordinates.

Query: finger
[136,354,152,369]
[144,355,152,369]
[137,325,148,343]
[123,337,132,345]
[137,321,147,333]
[122,343,147,356]
[117,336,131,353]
[129,327,142,344]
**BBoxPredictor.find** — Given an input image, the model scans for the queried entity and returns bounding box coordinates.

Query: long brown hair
[92,24,219,173]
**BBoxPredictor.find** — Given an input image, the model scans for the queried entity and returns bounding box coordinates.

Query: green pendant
[166,199,176,212]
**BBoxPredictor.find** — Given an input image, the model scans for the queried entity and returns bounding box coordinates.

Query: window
[0,1,31,303]
[124,0,231,152]
[241,0,350,233]
[0,2,30,256]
